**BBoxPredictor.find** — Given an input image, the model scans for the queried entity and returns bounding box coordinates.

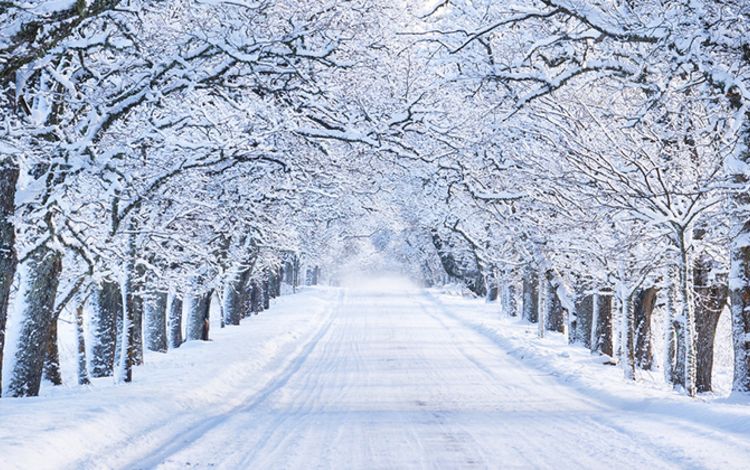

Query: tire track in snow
[119,289,347,469]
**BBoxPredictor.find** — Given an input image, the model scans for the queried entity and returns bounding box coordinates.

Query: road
[113,280,750,469]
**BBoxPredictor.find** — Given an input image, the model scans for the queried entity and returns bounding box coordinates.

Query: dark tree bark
[693,256,728,393]
[167,295,183,349]
[487,284,499,302]
[486,271,499,302]
[522,267,539,323]
[634,287,658,370]
[7,246,63,397]
[223,278,243,326]
[43,319,63,386]
[145,291,168,353]
[276,267,283,295]
[120,224,139,383]
[251,280,263,314]
[224,262,254,325]
[545,276,565,333]
[186,291,211,341]
[575,294,594,349]
[0,159,19,397]
[263,279,271,310]
[431,231,486,297]
[594,294,614,357]
[268,272,279,300]
[90,280,121,377]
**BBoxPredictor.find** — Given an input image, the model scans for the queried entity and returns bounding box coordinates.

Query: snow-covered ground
[1,278,749,469]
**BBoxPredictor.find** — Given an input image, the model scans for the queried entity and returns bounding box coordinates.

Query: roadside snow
[1,281,749,469]
[0,287,339,470]
[428,289,750,434]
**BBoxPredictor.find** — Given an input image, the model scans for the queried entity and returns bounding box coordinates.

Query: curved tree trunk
[7,246,63,397]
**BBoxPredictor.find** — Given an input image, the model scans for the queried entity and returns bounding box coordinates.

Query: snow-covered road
[3,279,750,469]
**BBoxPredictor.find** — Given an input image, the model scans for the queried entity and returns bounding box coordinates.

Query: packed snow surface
[2,278,750,469]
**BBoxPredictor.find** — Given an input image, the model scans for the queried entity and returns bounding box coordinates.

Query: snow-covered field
[1,278,749,469]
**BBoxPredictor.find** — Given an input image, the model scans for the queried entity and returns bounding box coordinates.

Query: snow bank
[427,289,750,436]
[0,287,338,470]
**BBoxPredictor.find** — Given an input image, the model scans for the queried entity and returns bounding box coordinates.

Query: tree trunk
[619,286,636,381]
[268,271,279,299]
[145,290,168,353]
[43,319,63,386]
[487,272,499,302]
[7,246,63,397]
[728,109,750,393]
[634,287,658,370]
[263,279,271,310]
[545,275,565,333]
[90,280,121,377]
[223,279,242,326]
[186,291,211,341]
[168,295,183,348]
[251,280,263,314]
[664,266,677,386]
[676,229,698,396]
[132,262,146,366]
[594,294,614,356]
[522,266,539,323]
[0,159,19,397]
[693,255,728,393]
[312,266,320,285]
[276,267,284,295]
[114,287,124,374]
[119,227,138,383]
[730,218,750,392]
[293,256,301,292]
[575,294,594,348]
[502,283,517,317]
[76,303,90,385]
[537,268,546,338]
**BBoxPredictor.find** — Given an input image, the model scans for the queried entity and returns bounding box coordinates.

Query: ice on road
[3,278,750,469]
